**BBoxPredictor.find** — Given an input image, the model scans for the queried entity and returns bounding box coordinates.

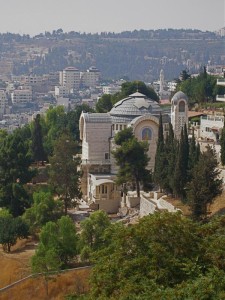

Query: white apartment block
[0,90,7,115]
[55,85,69,98]
[59,67,81,91]
[11,89,32,104]
[200,114,224,141]
[102,85,121,95]
[81,67,100,87]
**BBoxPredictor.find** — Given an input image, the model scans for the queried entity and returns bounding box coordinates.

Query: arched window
[179,101,185,112]
[142,127,152,141]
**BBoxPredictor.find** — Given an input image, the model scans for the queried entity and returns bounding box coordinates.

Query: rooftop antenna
[136,81,139,92]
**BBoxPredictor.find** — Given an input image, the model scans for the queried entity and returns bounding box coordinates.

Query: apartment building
[81,66,100,87]
[11,89,32,104]
[59,67,81,91]
[0,90,7,115]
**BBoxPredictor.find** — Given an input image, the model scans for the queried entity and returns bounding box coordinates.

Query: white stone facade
[79,91,188,213]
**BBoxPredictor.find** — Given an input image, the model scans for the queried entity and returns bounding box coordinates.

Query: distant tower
[159,69,164,99]
[171,91,188,139]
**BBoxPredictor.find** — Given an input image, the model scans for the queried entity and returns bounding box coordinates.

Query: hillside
[0,29,224,81]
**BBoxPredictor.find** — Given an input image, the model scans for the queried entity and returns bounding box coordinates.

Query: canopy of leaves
[79,213,225,300]
[187,145,223,220]
[22,191,63,234]
[32,215,78,272]
[176,69,225,106]
[0,210,29,252]
[112,128,152,197]
[48,133,82,214]
[0,130,35,216]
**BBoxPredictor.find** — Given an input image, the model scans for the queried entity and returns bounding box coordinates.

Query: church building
[79,91,188,212]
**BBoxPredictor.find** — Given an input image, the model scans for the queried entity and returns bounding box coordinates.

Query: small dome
[171,91,188,104]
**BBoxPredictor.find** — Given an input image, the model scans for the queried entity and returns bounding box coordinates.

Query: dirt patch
[0,268,91,300]
[0,237,36,288]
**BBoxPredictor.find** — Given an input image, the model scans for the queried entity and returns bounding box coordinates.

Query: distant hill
[0,29,224,81]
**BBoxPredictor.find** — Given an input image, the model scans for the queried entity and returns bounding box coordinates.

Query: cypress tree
[154,114,167,191]
[188,128,200,179]
[220,119,225,166]
[173,126,189,199]
[31,114,45,164]
[164,123,177,194]
[187,146,223,220]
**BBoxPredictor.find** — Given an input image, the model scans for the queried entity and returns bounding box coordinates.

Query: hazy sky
[0,0,224,36]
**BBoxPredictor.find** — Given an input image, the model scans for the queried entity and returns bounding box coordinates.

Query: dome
[171,91,188,105]
[109,92,161,122]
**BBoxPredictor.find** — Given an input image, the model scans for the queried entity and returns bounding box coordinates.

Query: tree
[48,133,82,214]
[173,126,189,198]
[187,146,223,220]
[112,129,152,197]
[89,212,201,299]
[188,129,200,178]
[0,130,35,216]
[32,215,78,269]
[164,123,177,194]
[154,114,167,191]
[79,210,111,261]
[22,191,63,234]
[0,210,29,252]
[96,94,113,112]
[31,114,46,164]
[112,81,159,105]
[221,120,225,166]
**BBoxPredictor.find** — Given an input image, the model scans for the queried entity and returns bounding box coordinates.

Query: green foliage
[77,213,225,299]
[221,121,225,166]
[89,212,202,299]
[0,210,29,252]
[31,114,46,163]
[176,71,223,105]
[113,129,152,197]
[22,191,63,234]
[48,133,82,214]
[112,81,159,105]
[95,94,113,113]
[187,146,223,220]
[79,210,111,261]
[0,130,35,216]
[154,114,167,190]
[32,215,78,272]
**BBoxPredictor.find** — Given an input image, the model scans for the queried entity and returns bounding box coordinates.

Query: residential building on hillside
[102,85,121,95]
[81,66,100,87]
[11,88,32,104]
[216,75,225,102]
[59,67,80,92]
[0,90,8,116]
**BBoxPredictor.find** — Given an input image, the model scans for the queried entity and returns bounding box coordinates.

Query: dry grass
[0,238,90,299]
[164,196,191,216]
[209,191,225,216]
[0,238,35,288]
[0,268,90,300]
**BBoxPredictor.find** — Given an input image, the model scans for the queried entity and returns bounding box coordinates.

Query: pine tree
[112,129,152,197]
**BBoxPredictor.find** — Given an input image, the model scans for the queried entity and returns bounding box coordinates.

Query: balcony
[216,94,225,102]
[81,159,111,165]
[217,79,225,86]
